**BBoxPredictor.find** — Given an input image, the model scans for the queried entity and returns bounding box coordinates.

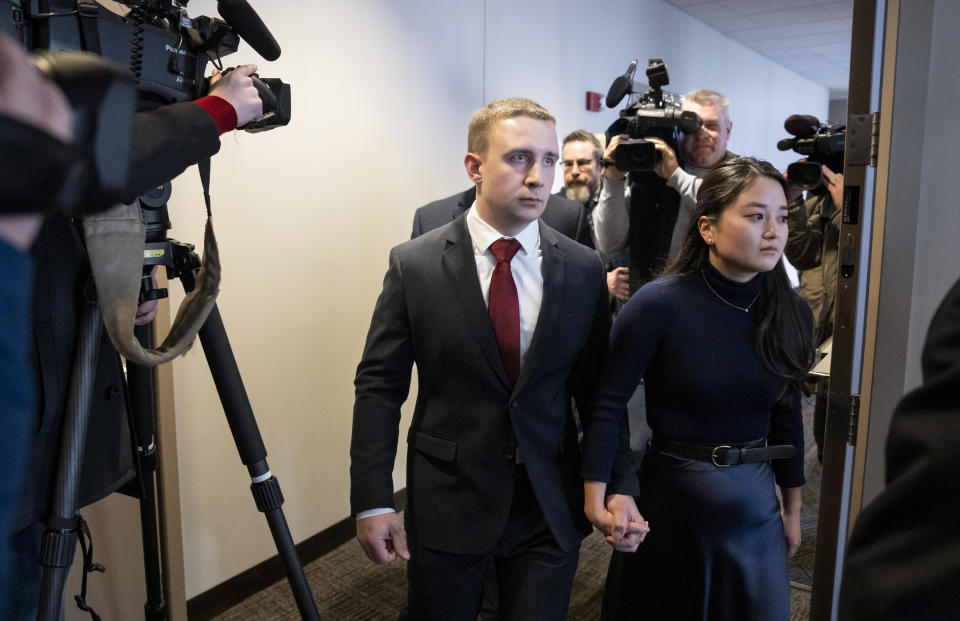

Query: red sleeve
[192,95,238,135]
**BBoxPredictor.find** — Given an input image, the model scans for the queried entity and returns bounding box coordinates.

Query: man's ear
[464,153,483,184]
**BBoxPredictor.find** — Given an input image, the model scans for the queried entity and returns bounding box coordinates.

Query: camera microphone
[217,0,281,61]
[783,114,820,138]
[606,59,639,108]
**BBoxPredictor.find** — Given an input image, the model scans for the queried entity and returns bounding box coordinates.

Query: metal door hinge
[848,394,861,445]
[846,112,880,167]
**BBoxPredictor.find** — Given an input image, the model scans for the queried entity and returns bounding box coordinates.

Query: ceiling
[663,0,854,100]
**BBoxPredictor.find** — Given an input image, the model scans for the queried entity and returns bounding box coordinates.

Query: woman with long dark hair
[582,157,814,619]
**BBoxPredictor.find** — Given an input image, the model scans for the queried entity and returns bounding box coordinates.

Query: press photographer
[0,0,289,617]
[595,59,735,292]
[779,114,845,463]
[780,114,845,347]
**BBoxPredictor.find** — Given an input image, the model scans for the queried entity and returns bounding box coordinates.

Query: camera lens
[787,162,823,191]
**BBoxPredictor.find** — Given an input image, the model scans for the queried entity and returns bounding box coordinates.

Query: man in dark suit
[351,97,616,620]
[839,274,960,619]
[411,185,591,248]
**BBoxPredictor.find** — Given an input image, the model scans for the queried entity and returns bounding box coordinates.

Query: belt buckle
[711,444,733,467]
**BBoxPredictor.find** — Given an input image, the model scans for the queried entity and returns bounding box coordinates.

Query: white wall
[162,0,829,598]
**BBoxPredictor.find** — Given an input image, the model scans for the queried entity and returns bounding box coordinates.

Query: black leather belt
[654,439,796,467]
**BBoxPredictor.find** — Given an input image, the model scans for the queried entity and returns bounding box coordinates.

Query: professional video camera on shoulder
[2,0,289,131]
[778,114,845,192]
[603,58,702,172]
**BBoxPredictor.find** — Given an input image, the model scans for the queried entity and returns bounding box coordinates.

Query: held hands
[357,512,410,564]
[607,266,630,301]
[208,64,263,127]
[585,481,650,553]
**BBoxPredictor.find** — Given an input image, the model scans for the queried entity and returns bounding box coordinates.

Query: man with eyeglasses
[560,130,630,302]
[596,90,736,293]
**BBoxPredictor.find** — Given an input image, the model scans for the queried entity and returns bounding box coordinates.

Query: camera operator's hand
[607,266,630,301]
[209,64,263,126]
[646,136,679,180]
[134,266,160,325]
[0,35,73,144]
[822,165,844,208]
[603,134,628,181]
[0,34,73,249]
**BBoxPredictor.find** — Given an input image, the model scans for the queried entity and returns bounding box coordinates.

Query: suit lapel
[513,222,565,396]
[441,214,511,388]
[452,187,476,222]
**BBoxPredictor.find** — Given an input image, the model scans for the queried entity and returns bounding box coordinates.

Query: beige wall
[150,0,830,599]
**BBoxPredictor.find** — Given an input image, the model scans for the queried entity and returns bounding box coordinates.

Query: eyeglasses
[562,158,597,169]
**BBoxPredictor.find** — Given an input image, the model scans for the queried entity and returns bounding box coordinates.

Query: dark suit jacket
[411,186,592,249]
[351,214,610,554]
[839,275,960,619]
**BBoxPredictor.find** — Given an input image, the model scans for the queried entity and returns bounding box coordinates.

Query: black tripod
[37,189,321,620]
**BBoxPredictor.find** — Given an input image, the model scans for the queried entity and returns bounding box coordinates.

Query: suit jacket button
[504,447,515,460]
[510,401,518,409]
[106,385,121,400]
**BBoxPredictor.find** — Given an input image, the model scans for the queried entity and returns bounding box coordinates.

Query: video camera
[603,58,702,172]
[778,114,845,191]
[0,0,288,214]
[2,0,289,129]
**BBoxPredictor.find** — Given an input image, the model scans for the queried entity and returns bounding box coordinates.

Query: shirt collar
[466,203,540,257]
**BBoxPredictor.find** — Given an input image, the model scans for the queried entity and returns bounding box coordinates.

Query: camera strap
[82,193,221,367]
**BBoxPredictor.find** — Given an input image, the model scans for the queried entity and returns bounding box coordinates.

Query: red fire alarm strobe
[586,91,602,112]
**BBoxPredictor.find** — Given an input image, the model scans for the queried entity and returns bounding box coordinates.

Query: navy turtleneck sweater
[582,261,808,489]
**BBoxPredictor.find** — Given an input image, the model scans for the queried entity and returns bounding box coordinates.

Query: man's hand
[646,137,679,180]
[603,134,628,181]
[585,482,649,552]
[356,512,410,564]
[607,266,630,301]
[209,64,263,126]
[0,34,73,250]
[0,34,73,144]
[822,165,844,208]
[603,493,650,552]
[134,266,160,325]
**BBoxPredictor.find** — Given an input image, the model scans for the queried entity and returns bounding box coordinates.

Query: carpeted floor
[213,395,821,620]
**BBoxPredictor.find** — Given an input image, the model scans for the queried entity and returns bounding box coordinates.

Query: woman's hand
[782,508,801,557]
[780,486,803,558]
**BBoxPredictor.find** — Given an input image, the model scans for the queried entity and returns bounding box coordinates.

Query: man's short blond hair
[467,98,556,156]
[683,89,730,123]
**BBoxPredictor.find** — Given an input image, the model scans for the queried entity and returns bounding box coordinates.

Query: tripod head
[138,182,202,301]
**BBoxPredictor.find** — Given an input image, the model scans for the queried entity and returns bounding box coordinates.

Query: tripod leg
[197,304,321,621]
[126,323,168,621]
[37,300,102,621]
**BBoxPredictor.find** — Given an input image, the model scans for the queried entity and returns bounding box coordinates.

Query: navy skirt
[602,443,790,621]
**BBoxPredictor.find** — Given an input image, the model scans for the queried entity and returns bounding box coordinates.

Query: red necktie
[488,238,522,385]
